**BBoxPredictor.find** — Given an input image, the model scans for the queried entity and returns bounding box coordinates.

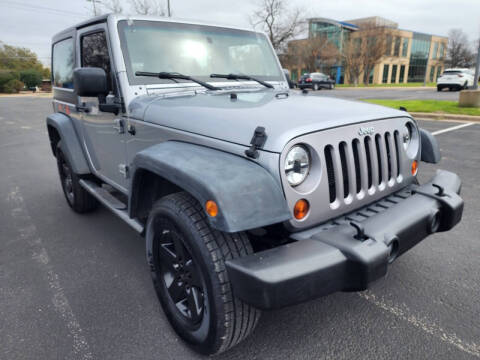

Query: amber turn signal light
[411,160,418,176]
[294,199,309,220]
[205,200,218,217]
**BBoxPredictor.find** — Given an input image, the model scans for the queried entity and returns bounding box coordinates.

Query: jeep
[47,14,464,355]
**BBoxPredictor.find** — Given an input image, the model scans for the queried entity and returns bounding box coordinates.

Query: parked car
[282,68,295,89]
[298,72,335,90]
[437,68,475,91]
[47,14,464,356]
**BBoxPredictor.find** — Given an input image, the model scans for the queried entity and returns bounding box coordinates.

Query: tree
[0,44,45,73]
[102,0,124,13]
[283,36,339,73]
[130,0,165,15]
[446,29,475,68]
[250,0,304,53]
[341,24,388,85]
[20,69,43,89]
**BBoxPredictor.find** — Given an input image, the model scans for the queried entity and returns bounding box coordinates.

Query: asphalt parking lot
[303,86,461,100]
[0,96,479,360]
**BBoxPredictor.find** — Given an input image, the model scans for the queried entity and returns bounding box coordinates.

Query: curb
[410,112,480,123]
[336,86,435,90]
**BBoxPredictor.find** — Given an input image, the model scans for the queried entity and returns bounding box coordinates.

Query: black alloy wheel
[146,192,260,355]
[154,217,206,326]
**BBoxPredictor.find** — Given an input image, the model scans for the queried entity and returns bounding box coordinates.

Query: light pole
[167,0,171,17]
[474,40,480,90]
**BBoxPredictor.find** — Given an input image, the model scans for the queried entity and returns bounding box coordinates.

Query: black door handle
[76,104,90,113]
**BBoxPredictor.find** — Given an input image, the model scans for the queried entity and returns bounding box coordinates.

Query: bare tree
[283,36,338,73]
[341,23,387,85]
[342,38,363,86]
[446,29,475,68]
[359,25,388,84]
[130,0,165,16]
[102,0,124,13]
[250,0,305,53]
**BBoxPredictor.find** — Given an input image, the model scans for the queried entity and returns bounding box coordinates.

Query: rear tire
[146,192,260,355]
[437,86,442,92]
[56,142,98,213]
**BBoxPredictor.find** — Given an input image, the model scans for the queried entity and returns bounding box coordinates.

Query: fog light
[411,160,418,176]
[294,199,309,220]
[205,200,218,217]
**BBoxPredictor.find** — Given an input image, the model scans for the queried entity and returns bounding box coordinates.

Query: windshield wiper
[135,71,221,91]
[210,73,274,89]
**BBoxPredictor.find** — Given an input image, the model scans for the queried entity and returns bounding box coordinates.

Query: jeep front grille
[280,117,417,229]
[324,131,402,205]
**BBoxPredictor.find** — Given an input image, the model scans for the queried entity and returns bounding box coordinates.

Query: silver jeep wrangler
[47,14,464,355]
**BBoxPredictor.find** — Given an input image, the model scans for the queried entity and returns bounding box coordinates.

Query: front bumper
[226,170,463,309]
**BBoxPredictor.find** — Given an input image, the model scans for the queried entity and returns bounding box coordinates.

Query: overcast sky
[1,0,479,66]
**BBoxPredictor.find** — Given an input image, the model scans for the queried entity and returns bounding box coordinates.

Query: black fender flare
[129,141,291,233]
[419,128,441,164]
[46,112,91,174]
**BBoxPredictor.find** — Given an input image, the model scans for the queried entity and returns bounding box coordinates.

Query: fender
[46,112,91,174]
[130,141,291,233]
[419,128,441,164]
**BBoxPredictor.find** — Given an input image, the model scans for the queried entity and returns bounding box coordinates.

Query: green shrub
[3,79,24,93]
[19,69,42,89]
[0,70,20,92]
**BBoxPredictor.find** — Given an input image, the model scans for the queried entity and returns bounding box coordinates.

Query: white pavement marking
[432,122,475,136]
[359,291,480,358]
[6,186,94,360]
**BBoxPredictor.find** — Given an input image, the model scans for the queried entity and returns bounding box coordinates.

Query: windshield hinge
[245,126,267,159]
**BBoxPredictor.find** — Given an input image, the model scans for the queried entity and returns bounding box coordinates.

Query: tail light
[457,74,464,78]
[306,78,312,82]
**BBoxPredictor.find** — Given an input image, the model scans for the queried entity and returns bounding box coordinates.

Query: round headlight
[402,121,420,158]
[285,145,310,186]
[402,123,413,150]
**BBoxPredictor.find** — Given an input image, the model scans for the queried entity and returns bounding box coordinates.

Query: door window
[52,38,74,89]
[81,31,113,91]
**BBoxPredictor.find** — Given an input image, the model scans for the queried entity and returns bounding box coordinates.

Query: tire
[463,81,468,90]
[437,86,442,92]
[146,192,261,355]
[313,83,319,91]
[56,142,98,213]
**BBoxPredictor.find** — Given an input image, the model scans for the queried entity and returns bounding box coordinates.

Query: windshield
[117,20,283,85]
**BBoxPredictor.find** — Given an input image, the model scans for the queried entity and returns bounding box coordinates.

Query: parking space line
[6,186,93,360]
[432,122,475,136]
[359,291,480,358]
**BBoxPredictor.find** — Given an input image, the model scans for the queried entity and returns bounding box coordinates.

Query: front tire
[146,192,260,355]
[56,142,98,213]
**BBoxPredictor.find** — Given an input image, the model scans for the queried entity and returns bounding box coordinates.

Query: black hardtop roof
[52,14,109,43]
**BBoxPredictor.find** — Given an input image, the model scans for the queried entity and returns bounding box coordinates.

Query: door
[77,25,129,192]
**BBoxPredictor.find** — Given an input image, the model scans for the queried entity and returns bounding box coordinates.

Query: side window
[81,31,113,91]
[52,38,74,89]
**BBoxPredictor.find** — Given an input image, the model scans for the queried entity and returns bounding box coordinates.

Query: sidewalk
[0,92,52,98]
[410,112,480,122]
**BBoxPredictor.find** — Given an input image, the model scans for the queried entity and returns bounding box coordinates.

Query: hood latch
[245,126,267,159]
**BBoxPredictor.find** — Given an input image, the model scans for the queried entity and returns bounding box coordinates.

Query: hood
[129,90,409,153]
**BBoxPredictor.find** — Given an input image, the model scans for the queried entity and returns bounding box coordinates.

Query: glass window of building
[393,37,401,57]
[407,33,431,82]
[399,65,405,82]
[402,38,409,57]
[386,35,393,56]
[391,64,398,83]
[432,42,438,60]
[382,64,390,83]
[439,43,445,59]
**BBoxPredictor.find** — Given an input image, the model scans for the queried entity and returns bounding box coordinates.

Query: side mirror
[74,67,108,97]
[74,67,121,115]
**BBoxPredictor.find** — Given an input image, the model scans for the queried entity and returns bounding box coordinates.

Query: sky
[0,0,479,66]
